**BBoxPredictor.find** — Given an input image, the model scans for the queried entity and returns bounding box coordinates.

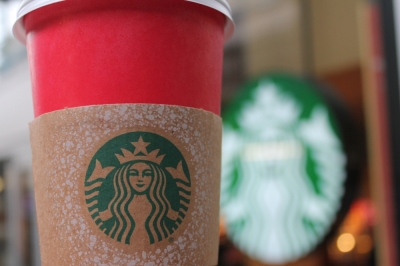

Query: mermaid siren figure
[85,136,191,245]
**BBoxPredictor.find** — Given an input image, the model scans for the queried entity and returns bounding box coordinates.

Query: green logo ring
[84,132,191,245]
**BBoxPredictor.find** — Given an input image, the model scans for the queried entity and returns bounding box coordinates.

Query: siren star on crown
[115,136,165,164]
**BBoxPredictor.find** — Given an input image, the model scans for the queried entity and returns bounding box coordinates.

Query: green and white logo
[84,132,191,245]
[221,75,346,264]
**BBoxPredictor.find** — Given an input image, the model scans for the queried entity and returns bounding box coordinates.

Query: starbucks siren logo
[84,132,191,245]
[221,78,346,264]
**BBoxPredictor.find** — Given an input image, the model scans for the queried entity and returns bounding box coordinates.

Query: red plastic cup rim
[13,0,234,44]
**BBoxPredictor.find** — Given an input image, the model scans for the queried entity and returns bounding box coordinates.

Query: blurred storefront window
[1,1,39,266]
[0,0,25,73]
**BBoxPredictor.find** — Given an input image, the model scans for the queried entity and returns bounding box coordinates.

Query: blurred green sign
[221,74,346,264]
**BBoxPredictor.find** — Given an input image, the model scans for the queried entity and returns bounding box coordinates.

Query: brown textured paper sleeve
[29,104,222,266]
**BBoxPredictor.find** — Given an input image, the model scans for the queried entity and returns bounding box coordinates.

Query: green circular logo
[84,132,191,245]
[221,75,346,264]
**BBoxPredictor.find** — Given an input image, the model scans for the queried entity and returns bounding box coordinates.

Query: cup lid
[13,0,234,44]
[186,0,234,40]
[13,0,64,43]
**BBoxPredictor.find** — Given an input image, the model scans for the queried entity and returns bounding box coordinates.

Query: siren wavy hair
[107,160,172,244]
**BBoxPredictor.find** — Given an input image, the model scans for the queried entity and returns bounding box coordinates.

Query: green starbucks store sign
[220,74,347,264]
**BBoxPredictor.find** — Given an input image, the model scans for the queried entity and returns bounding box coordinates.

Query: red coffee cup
[14,1,233,265]
[14,0,233,117]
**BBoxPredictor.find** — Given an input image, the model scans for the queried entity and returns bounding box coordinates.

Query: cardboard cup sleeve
[30,104,222,265]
